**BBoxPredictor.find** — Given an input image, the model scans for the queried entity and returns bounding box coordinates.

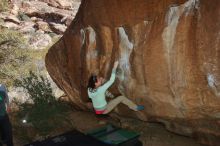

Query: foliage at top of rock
[0,0,81,49]
[0,0,81,80]
[0,27,31,86]
[0,0,8,12]
[0,0,79,103]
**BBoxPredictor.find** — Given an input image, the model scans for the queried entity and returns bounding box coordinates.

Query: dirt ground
[11,110,205,146]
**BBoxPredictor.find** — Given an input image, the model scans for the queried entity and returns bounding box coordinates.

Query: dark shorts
[0,114,13,146]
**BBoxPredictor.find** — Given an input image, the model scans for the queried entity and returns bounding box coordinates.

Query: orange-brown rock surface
[45,0,220,145]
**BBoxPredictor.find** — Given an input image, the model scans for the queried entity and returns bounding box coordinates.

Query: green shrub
[0,27,32,87]
[14,71,70,135]
[0,26,56,87]
[0,27,25,45]
[0,0,8,12]
[15,71,55,104]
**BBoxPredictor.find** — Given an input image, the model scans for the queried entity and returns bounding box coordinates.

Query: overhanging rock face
[45,0,220,145]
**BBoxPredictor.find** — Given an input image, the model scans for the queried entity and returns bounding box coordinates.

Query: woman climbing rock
[87,61,144,114]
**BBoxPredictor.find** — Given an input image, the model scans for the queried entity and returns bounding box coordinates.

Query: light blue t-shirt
[88,69,116,109]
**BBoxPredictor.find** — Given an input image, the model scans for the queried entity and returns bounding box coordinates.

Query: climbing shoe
[136,105,144,111]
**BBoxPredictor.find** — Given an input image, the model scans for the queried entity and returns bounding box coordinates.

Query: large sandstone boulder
[45,0,220,145]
